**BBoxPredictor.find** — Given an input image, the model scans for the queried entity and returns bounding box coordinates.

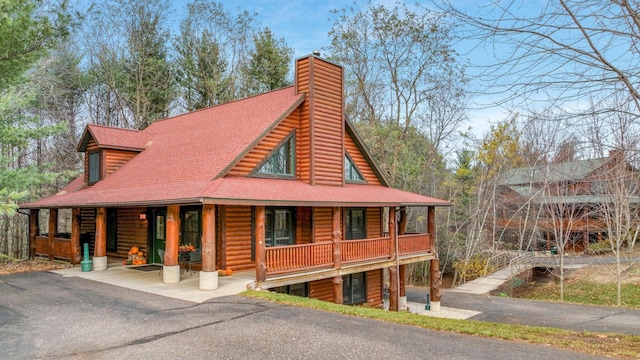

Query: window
[343,273,366,305]
[271,283,308,297]
[265,208,295,247]
[256,134,295,176]
[88,152,100,184]
[106,209,118,252]
[181,208,202,249]
[345,208,366,240]
[345,154,364,182]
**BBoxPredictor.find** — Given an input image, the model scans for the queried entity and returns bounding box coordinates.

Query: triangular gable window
[256,133,295,177]
[345,154,364,182]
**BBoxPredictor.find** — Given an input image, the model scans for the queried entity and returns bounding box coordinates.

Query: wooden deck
[263,233,431,278]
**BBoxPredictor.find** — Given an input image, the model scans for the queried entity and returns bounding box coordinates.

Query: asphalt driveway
[1,272,608,360]
[407,286,640,335]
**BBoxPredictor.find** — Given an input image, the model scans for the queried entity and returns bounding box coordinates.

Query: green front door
[149,210,166,264]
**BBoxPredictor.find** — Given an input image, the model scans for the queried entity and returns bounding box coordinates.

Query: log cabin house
[495,151,640,252]
[20,54,451,310]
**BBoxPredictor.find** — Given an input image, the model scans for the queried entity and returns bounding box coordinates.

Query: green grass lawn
[243,290,640,359]
[514,264,640,309]
[519,281,640,309]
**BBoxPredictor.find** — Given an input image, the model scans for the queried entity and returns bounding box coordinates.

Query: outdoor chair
[157,249,165,276]
[188,249,202,275]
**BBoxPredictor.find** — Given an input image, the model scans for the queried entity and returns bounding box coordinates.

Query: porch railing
[398,233,431,255]
[34,235,73,260]
[264,233,432,276]
[265,242,334,275]
[342,237,391,263]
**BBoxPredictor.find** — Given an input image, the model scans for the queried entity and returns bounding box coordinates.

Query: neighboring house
[20,55,450,310]
[495,151,640,252]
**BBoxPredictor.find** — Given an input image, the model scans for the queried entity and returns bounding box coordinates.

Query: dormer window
[88,152,100,184]
[256,133,295,177]
[345,154,364,182]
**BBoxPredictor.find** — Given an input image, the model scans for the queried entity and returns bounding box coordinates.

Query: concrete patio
[51,261,255,303]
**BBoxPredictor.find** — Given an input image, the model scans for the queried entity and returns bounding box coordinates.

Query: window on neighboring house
[345,208,366,240]
[256,134,295,177]
[181,208,202,249]
[343,273,366,305]
[88,152,100,184]
[265,208,295,247]
[345,154,364,182]
[271,282,308,297]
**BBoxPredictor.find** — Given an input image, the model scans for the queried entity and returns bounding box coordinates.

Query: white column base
[430,301,441,312]
[399,296,407,310]
[199,271,219,291]
[93,256,107,271]
[163,265,181,284]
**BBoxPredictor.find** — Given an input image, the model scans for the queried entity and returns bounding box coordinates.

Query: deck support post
[332,276,343,304]
[163,205,180,283]
[70,208,82,265]
[428,206,441,311]
[47,209,58,261]
[255,206,266,283]
[94,207,107,271]
[388,207,399,311]
[200,204,218,290]
[399,264,406,310]
[29,209,39,260]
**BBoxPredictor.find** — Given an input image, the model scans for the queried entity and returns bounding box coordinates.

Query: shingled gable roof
[21,82,451,209]
[77,124,150,152]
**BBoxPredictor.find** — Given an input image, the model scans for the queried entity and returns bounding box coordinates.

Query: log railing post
[163,205,181,283]
[47,209,58,261]
[200,204,218,290]
[255,206,266,282]
[94,207,107,270]
[29,209,39,260]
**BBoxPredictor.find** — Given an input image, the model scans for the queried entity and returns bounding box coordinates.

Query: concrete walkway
[51,263,254,303]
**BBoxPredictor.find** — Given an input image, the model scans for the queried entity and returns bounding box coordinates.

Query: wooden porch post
[398,207,407,235]
[332,207,343,304]
[163,205,181,283]
[200,204,218,290]
[428,206,441,311]
[47,209,58,261]
[70,208,82,265]
[255,206,266,283]
[94,207,107,270]
[398,207,407,309]
[29,209,39,260]
[388,207,399,311]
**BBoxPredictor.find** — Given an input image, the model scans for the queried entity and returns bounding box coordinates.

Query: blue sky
[172,0,347,59]
[168,0,499,137]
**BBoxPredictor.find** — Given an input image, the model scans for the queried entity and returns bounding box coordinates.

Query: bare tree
[437,0,640,120]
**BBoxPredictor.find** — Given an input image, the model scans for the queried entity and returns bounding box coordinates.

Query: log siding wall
[223,206,255,271]
[345,133,382,185]
[112,207,148,258]
[366,208,383,239]
[313,207,333,243]
[227,109,301,177]
[296,56,344,186]
[366,269,383,306]
[104,149,138,177]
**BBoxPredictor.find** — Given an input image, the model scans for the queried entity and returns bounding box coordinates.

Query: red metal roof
[21,85,451,209]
